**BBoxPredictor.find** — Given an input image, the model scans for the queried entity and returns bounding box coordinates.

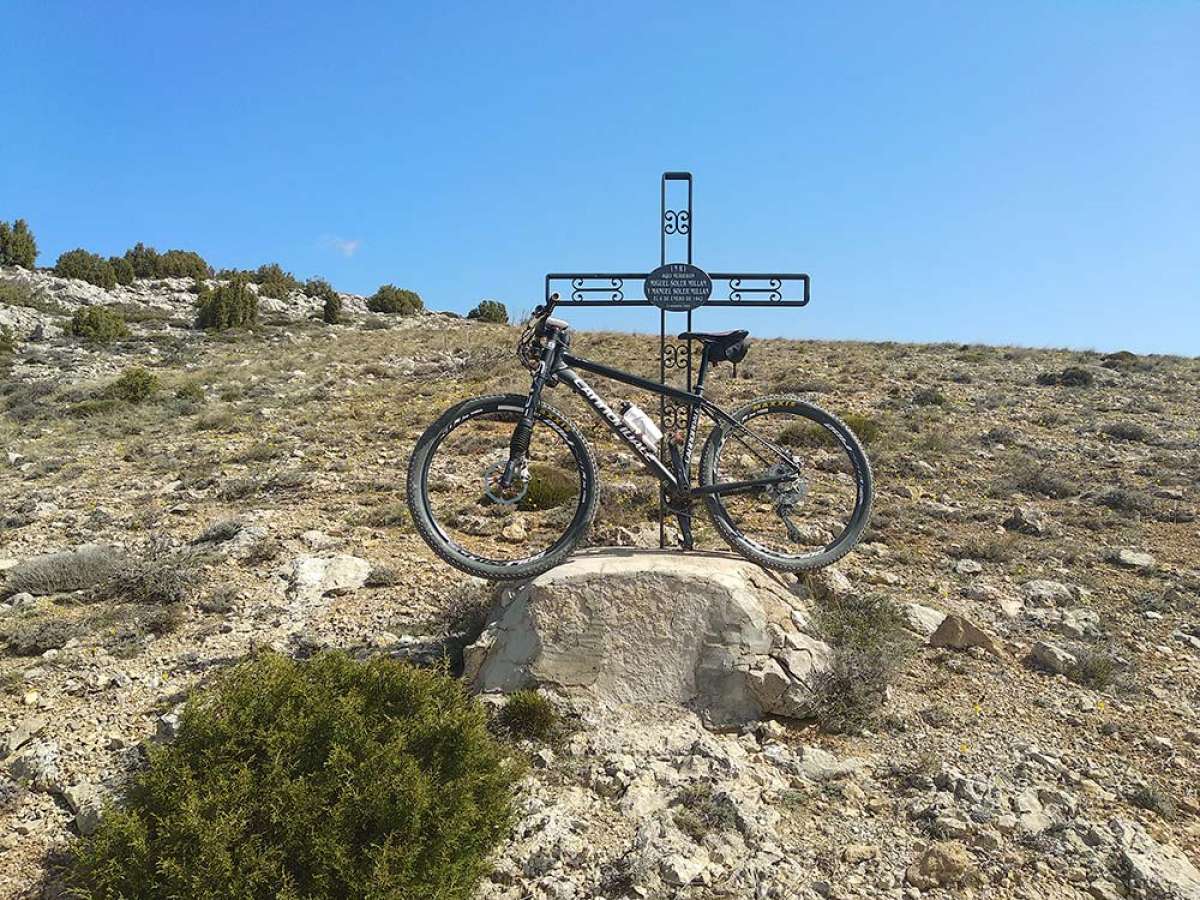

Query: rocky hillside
[1,267,1198,898]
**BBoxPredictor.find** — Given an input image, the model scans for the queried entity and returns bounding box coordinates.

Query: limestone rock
[286,554,372,604]
[64,782,106,836]
[1004,505,1048,536]
[1022,579,1073,608]
[905,841,974,890]
[1029,640,1077,674]
[929,614,1002,656]
[1108,548,1155,571]
[903,602,947,636]
[467,550,832,728]
[1110,818,1200,899]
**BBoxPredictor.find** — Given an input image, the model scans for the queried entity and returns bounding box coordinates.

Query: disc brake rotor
[483,460,529,506]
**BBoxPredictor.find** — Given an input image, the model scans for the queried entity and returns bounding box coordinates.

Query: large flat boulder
[465,550,831,728]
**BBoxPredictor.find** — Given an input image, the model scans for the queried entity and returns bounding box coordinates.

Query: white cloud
[320,235,362,258]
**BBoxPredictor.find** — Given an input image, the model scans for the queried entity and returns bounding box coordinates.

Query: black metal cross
[545,171,810,547]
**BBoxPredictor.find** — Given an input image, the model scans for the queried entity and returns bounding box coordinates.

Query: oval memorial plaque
[644,263,712,311]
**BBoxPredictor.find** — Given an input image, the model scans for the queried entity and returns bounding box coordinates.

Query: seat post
[693,350,711,396]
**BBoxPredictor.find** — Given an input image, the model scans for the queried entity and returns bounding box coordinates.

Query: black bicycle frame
[511,329,797,499]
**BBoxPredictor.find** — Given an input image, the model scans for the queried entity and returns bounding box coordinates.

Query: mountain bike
[407,293,873,581]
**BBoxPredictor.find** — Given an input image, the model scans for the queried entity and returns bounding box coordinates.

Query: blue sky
[3,1,1197,354]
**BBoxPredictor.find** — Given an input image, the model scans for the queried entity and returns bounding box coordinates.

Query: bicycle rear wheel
[700,396,873,572]
[407,394,598,581]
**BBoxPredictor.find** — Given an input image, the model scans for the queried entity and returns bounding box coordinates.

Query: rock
[5,714,47,754]
[1029,640,1077,674]
[64,782,105,836]
[1004,505,1048,536]
[929,614,1003,656]
[285,554,372,603]
[794,745,868,782]
[8,740,63,792]
[802,566,855,602]
[155,709,182,742]
[661,852,705,886]
[1022,579,1073,608]
[1108,548,1155,571]
[954,559,983,576]
[843,843,879,864]
[299,530,340,551]
[1110,818,1200,899]
[905,841,973,890]
[467,551,832,728]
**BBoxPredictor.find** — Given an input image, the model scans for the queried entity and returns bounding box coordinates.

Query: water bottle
[619,402,662,450]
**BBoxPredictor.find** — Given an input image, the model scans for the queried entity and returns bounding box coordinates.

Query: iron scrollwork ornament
[729,277,783,303]
[571,277,625,303]
[662,209,691,235]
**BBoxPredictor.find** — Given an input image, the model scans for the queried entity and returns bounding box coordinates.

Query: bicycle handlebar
[531,293,561,334]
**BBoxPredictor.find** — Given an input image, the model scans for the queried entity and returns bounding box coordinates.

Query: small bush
[195,277,258,330]
[0,219,38,268]
[99,537,200,605]
[1067,647,1119,690]
[67,651,517,900]
[109,256,135,286]
[812,593,913,734]
[434,583,493,675]
[105,367,159,403]
[497,689,558,741]
[367,284,423,315]
[912,387,946,406]
[1036,366,1094,388]
[780,413,882,448]
[0,325,15,357]
[670,784,739,842]
[1094,487,1155,516]
[1,545,124,598]
[468,300,508,324]
[517,463,578,511]
[0,611,84,656]
[70,307,129,345]
[1000,458,1080,499]
[1128,784,1176,820]
[1101,422,1154,444]
[303,277,341,324]
[54,249,116,289]
[252,262,300,299]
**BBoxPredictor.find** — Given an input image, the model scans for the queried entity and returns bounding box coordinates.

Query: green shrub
[497,689,557,741]
[670,784,739,842]
[304,277,341,324]
[0,325,15,357]
[780,413,882,448]
[123,242,160,278]
[1101,421,1154,444]
[120,244,210,280]
[1067,646,1119,690]
[1036,366,1094,388]
[69,307,129,345]
[468,300,508,324]
[0,219,38,268]
[67,651,517,900]
[367,284,423,315]
[811,593,913,734]
[252,262,300,299]
[157,250,210,280]
[105,367,159,403]
[108,256,134,286]
[912,386,946,406]
[195,277,258,330]
[517,463,578,511]
[54,249,116,288]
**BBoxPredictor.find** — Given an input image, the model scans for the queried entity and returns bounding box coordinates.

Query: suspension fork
[501,336,559,487]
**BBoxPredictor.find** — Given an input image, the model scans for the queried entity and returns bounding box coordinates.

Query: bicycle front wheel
[700,396,873,572]
[406,394,598,581]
